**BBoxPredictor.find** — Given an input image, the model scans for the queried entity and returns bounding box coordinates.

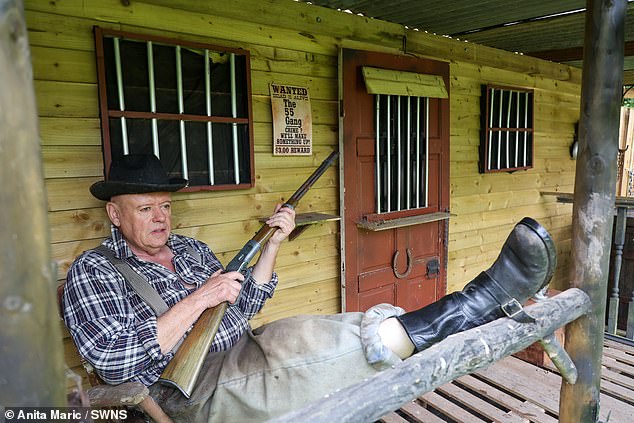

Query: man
[63,154,557,422]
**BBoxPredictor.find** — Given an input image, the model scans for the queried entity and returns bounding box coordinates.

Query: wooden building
[23,0,581,392]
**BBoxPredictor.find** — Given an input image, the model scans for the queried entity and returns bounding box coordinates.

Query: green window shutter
[362,67,448,98]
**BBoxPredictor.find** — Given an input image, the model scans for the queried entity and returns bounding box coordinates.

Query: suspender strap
[184,245,201,263]
[94,245,170,316]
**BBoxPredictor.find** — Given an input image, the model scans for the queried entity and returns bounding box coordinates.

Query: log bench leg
[139,396,174,423]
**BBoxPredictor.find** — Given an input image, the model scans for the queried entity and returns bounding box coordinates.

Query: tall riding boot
[396,217,557,352]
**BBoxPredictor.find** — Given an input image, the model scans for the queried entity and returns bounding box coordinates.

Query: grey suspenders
[94,244,201,316]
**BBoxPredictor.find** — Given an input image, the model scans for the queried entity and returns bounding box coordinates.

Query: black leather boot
[396,217,557,352]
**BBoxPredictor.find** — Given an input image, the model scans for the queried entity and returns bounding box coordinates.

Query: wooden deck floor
[381,338,634,423]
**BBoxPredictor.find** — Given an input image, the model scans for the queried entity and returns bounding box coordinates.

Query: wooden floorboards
[380,338,634,422]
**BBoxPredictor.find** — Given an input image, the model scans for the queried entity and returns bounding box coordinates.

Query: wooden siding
[25,0,579,388]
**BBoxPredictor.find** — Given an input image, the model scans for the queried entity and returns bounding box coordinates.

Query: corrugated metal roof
[302,0,586,35]
[299,0,634,78]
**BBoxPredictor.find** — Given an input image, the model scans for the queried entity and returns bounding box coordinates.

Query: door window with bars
[481,85,534,173]
[94,27,254,190]
[375,94,429,214]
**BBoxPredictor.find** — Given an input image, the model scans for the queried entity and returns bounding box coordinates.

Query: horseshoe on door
[392,248,413,279]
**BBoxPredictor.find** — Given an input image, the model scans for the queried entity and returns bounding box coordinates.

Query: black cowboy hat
[90,154,188,201]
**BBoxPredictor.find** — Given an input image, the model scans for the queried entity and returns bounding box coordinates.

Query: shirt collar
[108,225,133,259]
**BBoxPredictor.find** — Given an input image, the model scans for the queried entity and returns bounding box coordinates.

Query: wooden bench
[513,288,566,369]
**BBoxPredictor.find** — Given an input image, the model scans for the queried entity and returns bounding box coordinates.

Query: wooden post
[559,1,626,421]
[0,0,66,406]
[617,107,628,196]
[616,108,626,195]
[623,109,634,195]
[606,206,626,334]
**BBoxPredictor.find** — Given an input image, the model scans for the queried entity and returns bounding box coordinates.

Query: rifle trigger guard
[233,267,251,305]
[392,248,413,279]
[241,267,252,280]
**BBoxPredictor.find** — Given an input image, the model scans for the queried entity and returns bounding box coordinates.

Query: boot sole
[517,217,558,289]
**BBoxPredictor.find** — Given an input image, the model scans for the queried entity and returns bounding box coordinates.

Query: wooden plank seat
[379,343,634,423]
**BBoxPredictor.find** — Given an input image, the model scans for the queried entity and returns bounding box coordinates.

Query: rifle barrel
[159,151,339,397]
[254,151,338,246]
[286,151,339,206]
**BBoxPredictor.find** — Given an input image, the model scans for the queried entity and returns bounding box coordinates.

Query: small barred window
[481,85,534,173]
[94,27,254,190]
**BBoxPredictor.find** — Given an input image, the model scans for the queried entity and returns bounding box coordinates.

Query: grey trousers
[151,304,404,422]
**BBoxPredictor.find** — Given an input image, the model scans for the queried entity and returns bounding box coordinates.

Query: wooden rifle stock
[159,152,339,397]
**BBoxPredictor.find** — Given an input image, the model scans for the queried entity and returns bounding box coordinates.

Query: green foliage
[624,86,634,107]
[624,98,634,108]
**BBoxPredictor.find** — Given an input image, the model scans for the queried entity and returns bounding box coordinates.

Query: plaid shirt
[62,225,278,386]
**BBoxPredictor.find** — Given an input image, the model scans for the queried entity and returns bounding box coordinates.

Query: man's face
[106,192,172,255]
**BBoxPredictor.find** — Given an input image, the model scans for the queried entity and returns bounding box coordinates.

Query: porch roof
[298,0,634,84]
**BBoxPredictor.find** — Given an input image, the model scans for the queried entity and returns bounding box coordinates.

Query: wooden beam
[357,211,451,232]
[529,46,585,62]
[559,1,627,422]
[527,40,634,63]
[361,67,448,98]
[269,289,591,423]
[624,69,634,85]
[86,382,148,407]
[0,0,66,407]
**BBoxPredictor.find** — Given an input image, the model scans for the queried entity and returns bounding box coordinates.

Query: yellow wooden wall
[25,0,579,384]
[446,63,579,293]
[28,0,344,326]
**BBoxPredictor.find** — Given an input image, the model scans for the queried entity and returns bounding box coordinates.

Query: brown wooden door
[342,49,450,312]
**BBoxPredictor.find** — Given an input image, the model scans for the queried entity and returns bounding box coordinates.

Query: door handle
[427,257,440,278]
[392,248,413,279]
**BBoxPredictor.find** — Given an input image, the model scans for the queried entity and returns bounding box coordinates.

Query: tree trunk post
[0,0,66,406]
[559,0,626,421]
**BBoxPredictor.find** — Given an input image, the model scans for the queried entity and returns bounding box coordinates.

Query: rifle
[159,151,339,397]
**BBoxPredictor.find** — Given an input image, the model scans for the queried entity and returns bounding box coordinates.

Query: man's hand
[266,204,296,246]
[249,204,296,285]
[157,268,243,353]
[191,270,244,308]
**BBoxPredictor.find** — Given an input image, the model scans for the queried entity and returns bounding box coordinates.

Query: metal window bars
[147,41,160,158]
[205,49,215,185]
[113,37,129,155]
[485,87,533,172]
[230,53,240,185]
[109,34,246,186]
[375,94,429,214]
[175,46,189,180]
